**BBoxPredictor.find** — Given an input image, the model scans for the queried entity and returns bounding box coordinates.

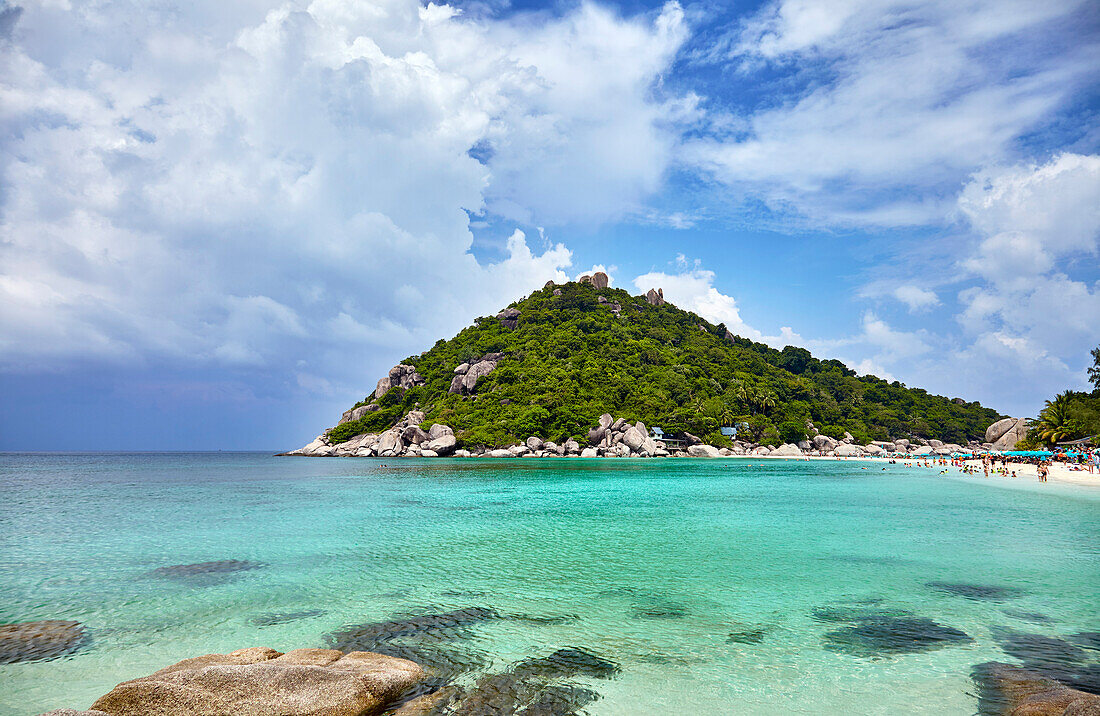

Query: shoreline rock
[79,647,424,716]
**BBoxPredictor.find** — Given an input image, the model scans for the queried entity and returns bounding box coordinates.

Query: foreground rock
[86,647,424,716]
[971,662,1100,715]
[1,620,87,664]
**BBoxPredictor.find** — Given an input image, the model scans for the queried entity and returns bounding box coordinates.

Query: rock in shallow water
[148,559,265,586]
[251,609,327,627]
[0,620,88,664]
[971,661,1100,716]
[823,616,973,657]
[328,607,500,645]
[89,647,424,716]
[926,580,1026,602]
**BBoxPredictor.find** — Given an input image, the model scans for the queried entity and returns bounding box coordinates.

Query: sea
[1,453,1098,715]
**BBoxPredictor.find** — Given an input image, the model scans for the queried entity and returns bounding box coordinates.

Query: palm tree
[758,391,777,415]
[1035,391,1076,445]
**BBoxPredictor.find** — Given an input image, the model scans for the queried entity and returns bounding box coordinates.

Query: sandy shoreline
[702,453,1100,488]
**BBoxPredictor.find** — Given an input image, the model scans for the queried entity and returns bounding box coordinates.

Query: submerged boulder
[90,647,424,716]
[0,620,88,664]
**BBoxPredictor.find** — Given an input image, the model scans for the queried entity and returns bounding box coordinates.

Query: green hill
[326,278,1001,450]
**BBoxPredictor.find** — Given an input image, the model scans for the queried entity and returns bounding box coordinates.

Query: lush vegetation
[329,282,1002,449]
[1019,345,1100,448]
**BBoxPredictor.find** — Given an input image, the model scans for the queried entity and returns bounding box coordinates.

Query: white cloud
[892,285,940,313]
[632,265,764,341]
[0,0,685,402]
[685,0,1097,225]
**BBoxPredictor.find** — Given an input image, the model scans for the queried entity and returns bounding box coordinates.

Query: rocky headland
[285,274,1008,460]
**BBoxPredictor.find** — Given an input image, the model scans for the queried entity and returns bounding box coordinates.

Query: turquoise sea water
[1,453,1098,715]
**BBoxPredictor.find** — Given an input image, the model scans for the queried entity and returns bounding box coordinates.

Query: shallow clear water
[1,453,1097,715]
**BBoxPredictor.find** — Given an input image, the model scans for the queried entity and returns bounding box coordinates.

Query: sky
[1,0,1098,450]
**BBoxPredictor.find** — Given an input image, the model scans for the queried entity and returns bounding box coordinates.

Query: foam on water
[1,454,1098,715]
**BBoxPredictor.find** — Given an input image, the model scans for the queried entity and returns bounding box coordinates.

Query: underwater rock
[811,605,913,623]
[926,581,1026,602]
[329,607,500,645]
[513,647,621,680]
[1068,633,1100,652]
[0,620,88,664]
[251,610,326,627]
[1003,609,1056,625]
[518,684,600,716]
[993,628,1089,668]
[971,661,1100,716]
[631,604,688,620]
[823,616,973,657]
[727,627,771,645]
[148,560,264,586]
[89,647,424,716]
[507,614,580,626]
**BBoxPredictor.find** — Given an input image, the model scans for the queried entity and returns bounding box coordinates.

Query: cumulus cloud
[632,264,764,341]
[0,0,687,403]
[685,0,1098,225]
[892,285,940,313]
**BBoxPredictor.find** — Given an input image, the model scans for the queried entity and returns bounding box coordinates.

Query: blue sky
[1,0,1098,450]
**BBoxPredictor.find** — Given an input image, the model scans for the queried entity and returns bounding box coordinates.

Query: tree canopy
[329,281,1002,449]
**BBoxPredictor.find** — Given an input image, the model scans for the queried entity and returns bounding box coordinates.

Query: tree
[1089,344,1100,391]
[1035,391,1077,446]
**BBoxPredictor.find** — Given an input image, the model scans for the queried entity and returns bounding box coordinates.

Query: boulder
[428,424,453,440]
[89,647,424,716]
[863,443,885,456]
[895,438,910,450]
[425,434,456,456]
[338,405,374,425]
[687,444,720,458]
[290,435,330,456]
[401,426,428,445]
[834,444,863,457]
[544,441,564,456]
[552,288,562,296]
[993,418,1029,451]
[971,662,1100,716]
[598,413,613,429]
[580,447,598,458]
[813,435,838,451]
[622,426,646,451]
[404,410,425,427]
[462,360,497,394]
[591,271,609,289]
[843,431,855,443]
[453,363,470,375]
[985,418,1017,444]
[587,426,607,445]
[454,449,471,458]
[374,364,424,399]
[610,417,627,432]
[418,450,438,458]
[376,429,403,456]
[496,307,521,329]
[563,439,580,454]
[509,445,530,457]
[645,288,665,306]
[640,437,658,457]
[770,443,803,457]
[929,439,944,449]
[526,437,544,451]
[912,446,934,456]
[1,620,87,664]
[683,432,702,446]
[798,440,813,451]
[487,449,513,458]
[448,375,465,394]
